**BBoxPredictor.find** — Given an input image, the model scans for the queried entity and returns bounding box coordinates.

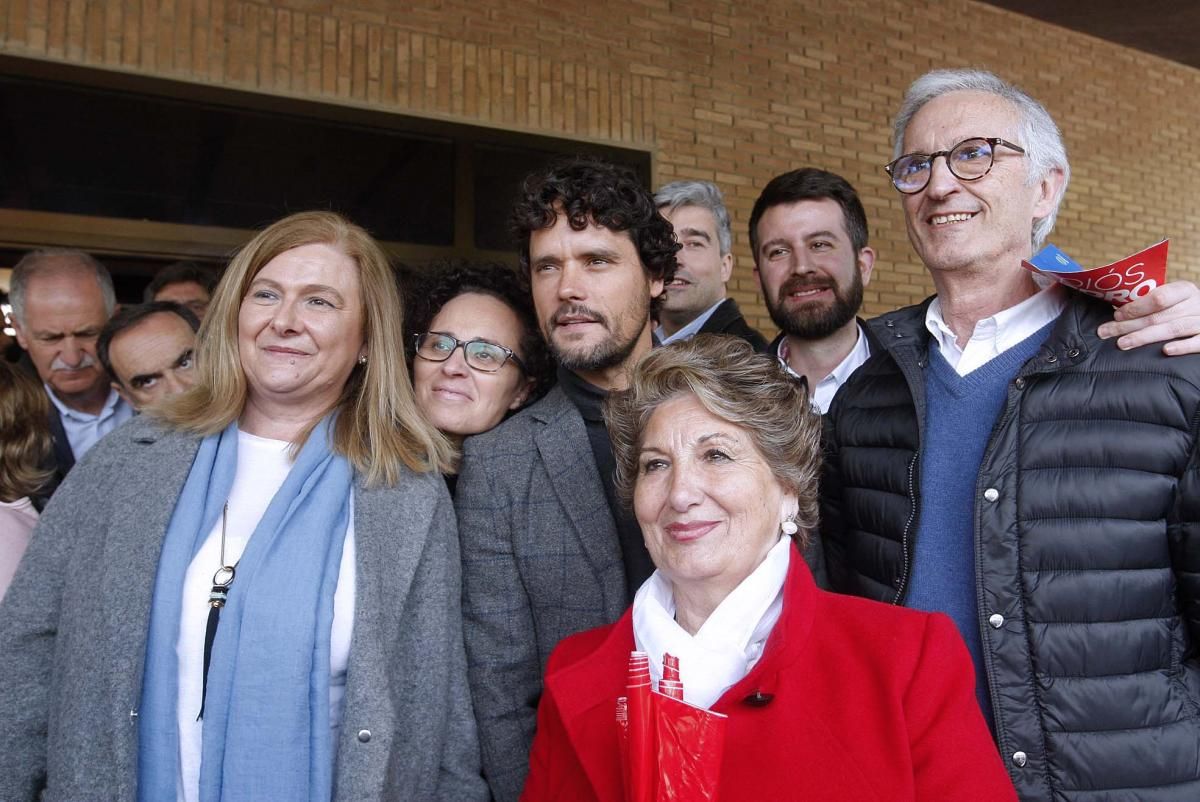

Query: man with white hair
[10,249,133,477]
[653,180,768,349]
[820,69,1200,800]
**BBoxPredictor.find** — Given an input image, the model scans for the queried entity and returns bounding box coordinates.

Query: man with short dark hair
[456,157,677,802]
[97,301,199,410]
[821,69,1200,800]
[653,180,767,349]
[143,261,220,321]
[10,248,133,476]
[749,168,877,412]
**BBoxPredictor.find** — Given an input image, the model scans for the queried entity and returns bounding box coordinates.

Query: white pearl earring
[781,519,799,536]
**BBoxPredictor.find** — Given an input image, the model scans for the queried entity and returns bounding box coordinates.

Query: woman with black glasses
[407,262,554,484]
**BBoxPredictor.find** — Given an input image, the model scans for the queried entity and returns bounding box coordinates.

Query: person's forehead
[904,91,1021,148]
[531,215,638,255]
[110,313,194,366]
[22,272,107,326]
[155,280,210,300]
[760,198,851,241]
[663,204,718,233]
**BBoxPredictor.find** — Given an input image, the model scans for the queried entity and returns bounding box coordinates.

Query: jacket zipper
[892,449,920,605]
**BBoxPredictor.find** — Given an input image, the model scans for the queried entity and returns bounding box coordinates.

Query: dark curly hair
[509,156,678,310]
[403,260,555,406]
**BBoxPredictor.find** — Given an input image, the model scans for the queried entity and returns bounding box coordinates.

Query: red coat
[522,551,1018,801]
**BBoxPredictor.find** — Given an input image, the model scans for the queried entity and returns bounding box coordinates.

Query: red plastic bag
[616,651,728,802]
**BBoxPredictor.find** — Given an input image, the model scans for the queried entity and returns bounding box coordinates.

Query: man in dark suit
[9,249,133,480]
[750,168,880,413]
[653,180,768,350]
[456,157,677,802]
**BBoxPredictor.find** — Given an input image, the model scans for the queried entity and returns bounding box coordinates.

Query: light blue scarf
[138,416,352,802]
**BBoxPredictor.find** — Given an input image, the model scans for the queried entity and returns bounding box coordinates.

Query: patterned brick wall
[2,0,1197,331]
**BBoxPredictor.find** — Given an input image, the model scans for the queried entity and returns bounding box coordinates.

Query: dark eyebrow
[804,230,840,242]
[677,227,711,242]
[582,247,624,263]
[129,370,163,388]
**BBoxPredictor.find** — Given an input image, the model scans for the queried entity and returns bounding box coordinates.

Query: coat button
[357,729,372,743]
[989,613,1005,629]
[1046,354,1058,363]
[984,488,999,502]
[1013,377,1026,389]
[1012,751,1028,768]
[1067,348,1080,358]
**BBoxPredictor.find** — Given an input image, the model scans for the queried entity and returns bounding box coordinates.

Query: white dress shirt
[655,298,727,345]
[925,285,1065,376]
[46,385,133,460]
[777,322,872,414]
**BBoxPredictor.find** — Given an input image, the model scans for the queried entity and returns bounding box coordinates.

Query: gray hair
[654,180,733,256]
[9,248,116,326]
[604,334,821,545]
[892,69,1070,249]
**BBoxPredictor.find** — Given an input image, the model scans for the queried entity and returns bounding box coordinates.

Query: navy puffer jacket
[820,293,1200,802]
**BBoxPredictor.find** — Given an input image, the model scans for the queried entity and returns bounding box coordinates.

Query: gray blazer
[456,386,628,802]
[0,416,488,802]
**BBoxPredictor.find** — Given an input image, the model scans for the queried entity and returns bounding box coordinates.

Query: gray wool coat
[456,386,629,802]
[0,416,488,802]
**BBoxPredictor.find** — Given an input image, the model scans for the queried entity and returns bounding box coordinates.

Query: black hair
[748,168,870,260]
[403,260,555,407]
[97,301,200,382]
[144,261,221,303]
[509,156,678,309]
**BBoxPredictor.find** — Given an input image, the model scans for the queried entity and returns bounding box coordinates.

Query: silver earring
[357,354,367,365]
[781,519,799,536]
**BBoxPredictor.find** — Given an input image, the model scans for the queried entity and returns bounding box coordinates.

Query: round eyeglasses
[884,137,1026,194]
[414,332,526,374]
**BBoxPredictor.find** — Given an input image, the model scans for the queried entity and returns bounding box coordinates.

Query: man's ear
[649,276,665,300]
[720,252,734,285]
[12,318,28,350]
[857,247,877,287]
[1033,166,1066,221]
[112,380,136,410]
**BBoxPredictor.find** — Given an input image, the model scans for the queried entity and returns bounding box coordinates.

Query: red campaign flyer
[1021,240,1169,306]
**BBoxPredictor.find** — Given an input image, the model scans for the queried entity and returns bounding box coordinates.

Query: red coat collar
[545,547,820,797]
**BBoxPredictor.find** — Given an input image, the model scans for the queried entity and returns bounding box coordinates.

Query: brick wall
[2,0,1197,331]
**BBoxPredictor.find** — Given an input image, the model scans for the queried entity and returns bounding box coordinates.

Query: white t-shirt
[175,430,356,802]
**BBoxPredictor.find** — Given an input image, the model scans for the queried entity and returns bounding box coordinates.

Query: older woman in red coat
[521,336,1016,801]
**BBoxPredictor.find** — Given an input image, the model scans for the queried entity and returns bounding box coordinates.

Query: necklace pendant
[208,585,229,609]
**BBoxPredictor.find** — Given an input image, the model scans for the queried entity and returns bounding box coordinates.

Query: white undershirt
[925,284,1065,376]
[175,430,356,802]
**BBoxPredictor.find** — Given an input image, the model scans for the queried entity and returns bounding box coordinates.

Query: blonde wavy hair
[603,334,822,545]
[0,361,54,503]
[156,211,452,485]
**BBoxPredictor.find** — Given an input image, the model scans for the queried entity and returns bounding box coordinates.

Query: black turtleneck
[556,366,654,598]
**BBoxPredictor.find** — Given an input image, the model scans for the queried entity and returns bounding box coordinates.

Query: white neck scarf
[632,537,792,709]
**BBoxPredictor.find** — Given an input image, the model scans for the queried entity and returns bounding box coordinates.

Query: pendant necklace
[198,502,237,720]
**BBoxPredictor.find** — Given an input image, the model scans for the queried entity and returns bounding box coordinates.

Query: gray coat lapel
[531,388,623,580]
[99,423,202,784]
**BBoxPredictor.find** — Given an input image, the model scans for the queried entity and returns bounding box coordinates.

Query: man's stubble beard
[545,293,652,374]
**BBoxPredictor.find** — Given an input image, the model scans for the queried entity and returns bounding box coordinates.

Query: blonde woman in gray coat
[0,212,488,802]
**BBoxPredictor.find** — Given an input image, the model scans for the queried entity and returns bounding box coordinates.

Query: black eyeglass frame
[413,332,527,374]
[884,137,1026,195]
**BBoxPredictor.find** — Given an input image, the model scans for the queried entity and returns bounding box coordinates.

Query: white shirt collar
[656,298,727,345]
[632,536,791,709]
[45,384,125,423]
[777,322,872,414]
[925,284,1065,376]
